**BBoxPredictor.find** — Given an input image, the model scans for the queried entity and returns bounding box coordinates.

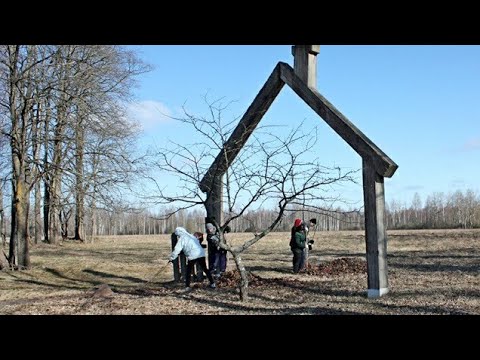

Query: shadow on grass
[390,262,480,273]
[33,248,158,265]
[7,278,92,291]
[4,268,95,291]
[248,265,293,274]
[389,287,480,300]
[82,269,146,284]
[184,293,364,315]
[373,301,472,315]
[389,252,480,260]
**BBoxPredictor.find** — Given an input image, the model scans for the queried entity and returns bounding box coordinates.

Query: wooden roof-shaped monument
[199,45,398,298]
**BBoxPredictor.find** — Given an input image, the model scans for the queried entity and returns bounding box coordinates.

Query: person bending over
[170,227,216,291]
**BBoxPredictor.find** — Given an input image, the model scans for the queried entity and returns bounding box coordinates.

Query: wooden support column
[292,45,320,89]
[204,175,223,229]
[362,159,389,298]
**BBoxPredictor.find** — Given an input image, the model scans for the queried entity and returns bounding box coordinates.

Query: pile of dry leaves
[215,257,366,288]
[304,257,367,276]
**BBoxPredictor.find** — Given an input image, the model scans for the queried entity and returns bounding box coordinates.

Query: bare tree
[0,180,8,270]
[0,45,53,268]
[143,99,358,300]
[0,45,150,269]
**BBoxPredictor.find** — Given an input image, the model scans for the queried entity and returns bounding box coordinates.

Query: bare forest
[0,45,150,270]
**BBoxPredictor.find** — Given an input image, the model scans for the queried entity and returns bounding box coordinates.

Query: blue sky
[126,45,480,207]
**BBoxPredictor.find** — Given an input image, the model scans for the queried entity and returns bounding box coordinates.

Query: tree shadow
[248,265,293,274]
[373,302,472,315]
[7,277,91,291]
[389,287,480,300]
[185,294,364,315]
[82,269,147,284]
[389,253,480,260]
[391,262,480,273]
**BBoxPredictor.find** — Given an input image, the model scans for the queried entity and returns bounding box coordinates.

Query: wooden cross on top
[291,45,320,89]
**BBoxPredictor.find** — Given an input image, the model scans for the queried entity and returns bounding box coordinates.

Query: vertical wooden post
[204,175,223,273]
[362,159,389,298]
[205,175,223,228]
[291,45,320,89]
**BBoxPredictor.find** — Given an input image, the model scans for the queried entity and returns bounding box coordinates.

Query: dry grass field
[0,229,479,315]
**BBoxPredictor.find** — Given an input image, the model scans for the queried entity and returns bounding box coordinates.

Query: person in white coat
[170,227,216,291]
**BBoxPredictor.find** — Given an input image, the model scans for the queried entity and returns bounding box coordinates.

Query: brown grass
[0,229,479,315]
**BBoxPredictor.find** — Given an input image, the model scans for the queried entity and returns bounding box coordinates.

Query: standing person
[206,223,221,278]
[193,231,206,281]
[169,227,216,291]
[193,232,206,248]
[303,218,316,266]
[218,225,230,274]
[289,218,306,273]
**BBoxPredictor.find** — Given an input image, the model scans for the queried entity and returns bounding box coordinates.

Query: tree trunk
[0,184,5,248]
[48,127,64,244]
[43,181,51,243]
[74,114,85,241]
[230,251,249,301]
[89,179,98,243]
[0,179,7,269]
[43,98,51,244]
[10,172,31,269]
[47,179,59,244]
[14,183,30,269]
[0,250,9,270]
[33,101,42,244]
[34,180,42,244]
[8,45,32,269]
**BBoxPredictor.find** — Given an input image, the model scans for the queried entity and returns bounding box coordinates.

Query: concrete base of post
[367,287,389,298]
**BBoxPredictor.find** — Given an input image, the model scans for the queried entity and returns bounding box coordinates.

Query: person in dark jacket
[206,223,221,278]
[290,218,306,273]
[193,231,206,281]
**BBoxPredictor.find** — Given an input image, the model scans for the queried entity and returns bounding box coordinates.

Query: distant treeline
[24,188,474,236]
[2,189,477,241]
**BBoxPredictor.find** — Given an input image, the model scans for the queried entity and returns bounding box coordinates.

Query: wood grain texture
[362,159,388,294]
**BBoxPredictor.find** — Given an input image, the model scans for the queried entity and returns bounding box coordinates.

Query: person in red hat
[289,218,306,273]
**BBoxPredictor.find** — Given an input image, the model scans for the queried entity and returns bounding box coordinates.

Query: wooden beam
[279,62,398,178]
[362,159,389,297]
[199,63,285,193]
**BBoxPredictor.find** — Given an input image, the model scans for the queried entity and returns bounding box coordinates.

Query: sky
[126,45,480,208]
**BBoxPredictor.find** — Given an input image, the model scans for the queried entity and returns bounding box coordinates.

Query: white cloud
[127,100,172,130]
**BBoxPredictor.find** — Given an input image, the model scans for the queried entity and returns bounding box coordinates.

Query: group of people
[169,223,228,291]
[169,217,314,291]
[289,218,316,273]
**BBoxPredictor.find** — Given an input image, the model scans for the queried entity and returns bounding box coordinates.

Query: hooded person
[170,227,216,291]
